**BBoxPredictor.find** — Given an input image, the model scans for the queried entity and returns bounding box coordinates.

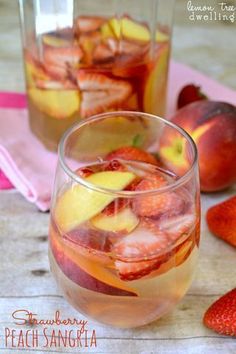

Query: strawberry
[74,16,105,33]
[177,84,207,109]
[155,213,196,242]
[44,46,83,69]
[103,159,125,172]
[132,173,175,217]
[77,71,132,118]
[206,195,236,247]
[36,79,77,90]
[113,229,170,280]
[92,43,114,64]
[203,288,236,336]
[75,167,94,178]
[106,146,158,166]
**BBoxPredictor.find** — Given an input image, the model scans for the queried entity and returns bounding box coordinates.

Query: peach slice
[50,226,137,296]
[155,30,169,43]
[55,171,136,232]
[101,17,168,43]
[143,43,169,114]
[28,88,80,119]
[42,34,72,47]
[103,18,150,41]
[92,207,139,233]
[25,54,49,86]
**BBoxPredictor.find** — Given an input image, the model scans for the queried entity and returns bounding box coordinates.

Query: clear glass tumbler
[19,0,175,150]
[49,111,200,328]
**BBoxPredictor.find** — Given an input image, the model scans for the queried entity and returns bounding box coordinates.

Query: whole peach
[166,101,236,192]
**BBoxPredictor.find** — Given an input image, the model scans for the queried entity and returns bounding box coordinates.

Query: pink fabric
[0,60,235,211]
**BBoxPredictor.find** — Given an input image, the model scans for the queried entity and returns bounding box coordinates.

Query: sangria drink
[49,112,200,328]
[19,0,175,149]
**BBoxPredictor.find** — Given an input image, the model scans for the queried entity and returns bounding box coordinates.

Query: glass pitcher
[19,0,175,150]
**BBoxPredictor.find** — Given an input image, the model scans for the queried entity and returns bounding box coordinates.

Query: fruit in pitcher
[143,43,169,114]
[166,101,236,191]
[203,288,236,336]
[77,71,132,118]
[55,171,135,232]
[25,53,50,86]
[28,89,80,119]
[206,195,236,247]
[75,16,106,33]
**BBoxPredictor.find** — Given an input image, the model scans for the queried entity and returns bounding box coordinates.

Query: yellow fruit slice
[92,207,139,233]
[143,43,169,115]
[155,30,169,42]
[28,89,80,119]
[55,171,136,232]
[101,17,168,43]
[25,55,49,87]
[42,34,71,47]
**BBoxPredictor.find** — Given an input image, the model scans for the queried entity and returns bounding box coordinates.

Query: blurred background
[0,0,235,93]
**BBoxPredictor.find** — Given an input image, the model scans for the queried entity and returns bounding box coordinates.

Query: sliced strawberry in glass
[156,213,197,243]
[113,228,171,280]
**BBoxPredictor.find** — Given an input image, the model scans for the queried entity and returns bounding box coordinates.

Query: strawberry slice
[103,159,126,172]
[203,288,236,336]
[106,146,158,165]
[177,84,207,109]
[132,173,177,217]
[206,195,236,247]
[44,46,83,70]
[74,16,106,33]
[36,79,77,90]
[75,167,94,178]
[93,43,114,64]
[147,213,196,243]
[77,71,132,118]
[113,228,170,280]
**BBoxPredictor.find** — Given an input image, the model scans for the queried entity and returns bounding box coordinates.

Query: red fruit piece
[75,16,105,33]
[44,46,83,71]
[93,43,114,64]
[113,228,170,280]
[156,213,196,242]
[132,173,174,217]
[75,167,94,178]
[177,84,207,109]
[203,288,236,336]
[206,195,236,247]
[102,198,130,217]
[77,71,132,118]
[106,146,158,165]
[103,159,125,172]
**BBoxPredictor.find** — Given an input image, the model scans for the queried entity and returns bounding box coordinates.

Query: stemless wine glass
[49,111,200,328]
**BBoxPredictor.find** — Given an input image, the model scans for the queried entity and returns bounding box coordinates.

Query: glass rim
[58,111,198,197]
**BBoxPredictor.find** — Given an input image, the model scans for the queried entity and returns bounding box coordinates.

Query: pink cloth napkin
[0,60,236,211]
